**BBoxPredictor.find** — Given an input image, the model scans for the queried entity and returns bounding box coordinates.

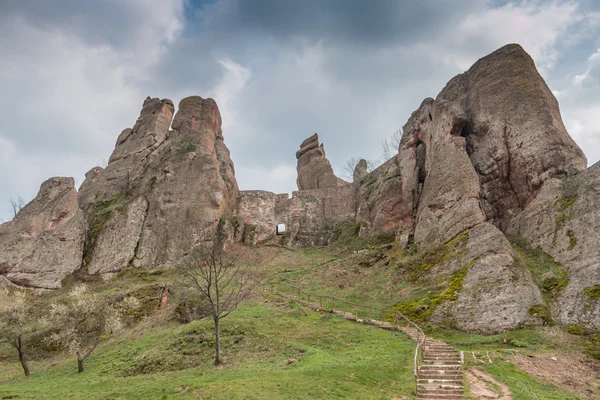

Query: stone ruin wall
[236,183,358,246]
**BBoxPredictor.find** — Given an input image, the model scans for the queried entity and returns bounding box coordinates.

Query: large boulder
[0,177,85,289]
[432,223,543,333]
[508,162,600,329]
[437,44,587,229]
[296,133,346,190]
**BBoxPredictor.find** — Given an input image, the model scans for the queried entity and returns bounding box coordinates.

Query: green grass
[479,362,582,400]
[1,244,594,399]
[0,300,417,399]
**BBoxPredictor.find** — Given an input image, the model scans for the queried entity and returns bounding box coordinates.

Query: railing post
[343,302,346,316]
[320,296,323,309]
[355,305,358,318]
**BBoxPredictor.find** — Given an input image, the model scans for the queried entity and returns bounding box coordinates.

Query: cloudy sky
[0,0,599,221]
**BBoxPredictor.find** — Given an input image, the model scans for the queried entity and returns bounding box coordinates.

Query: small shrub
[528,304,552,325]
[584,285,600,299]
[565,324,585,335]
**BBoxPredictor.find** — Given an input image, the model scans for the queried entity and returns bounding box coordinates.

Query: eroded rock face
[437,44,587,229]
[79,97,175,211]
[82,96,238,277]
[0,178,85,289]
[508,162,600,330]
[432,223,543,334]
[296,133,346,190]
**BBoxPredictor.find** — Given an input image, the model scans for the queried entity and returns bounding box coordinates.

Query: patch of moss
[509,236,569,300]
[394,230,470,283]
[583,285,600,299]
[172,135,197,156]
[528,304,552,325]
[565,230,577,251]
[554,193,578,210]
[555,213,567,230]
[565,324,585,335]
[393,262,471,321]
[553,192,577,231]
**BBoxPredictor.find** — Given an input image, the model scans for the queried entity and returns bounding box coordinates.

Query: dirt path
[466,367,512,399]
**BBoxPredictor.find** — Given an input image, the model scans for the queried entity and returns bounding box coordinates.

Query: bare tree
[8,196,26,218]
[339,157,375,182]
[180,218,262,365]
[0,289,36,376]
[46,284,139,373]
[379,129,403,163]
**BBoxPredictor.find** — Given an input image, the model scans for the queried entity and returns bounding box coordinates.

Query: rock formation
[296,133,346,190]
[2,43,599,335]
[82,96,238,278]
[508,162,600,330]
[353,159,368,183]
[0,178,85,289]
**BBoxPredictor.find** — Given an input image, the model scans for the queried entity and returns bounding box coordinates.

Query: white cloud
[211,58,252,130]
[573,48,600,86]
[0,137,15,163]
[435,1,581,72]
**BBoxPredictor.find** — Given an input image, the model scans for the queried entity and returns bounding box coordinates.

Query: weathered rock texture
[0,178,85,289]
[81,96,238,278]
[79,97,175,210]
[437,44,587,229]
[508,162,600,330]
[432,223,543,334]
[296,133,346,190]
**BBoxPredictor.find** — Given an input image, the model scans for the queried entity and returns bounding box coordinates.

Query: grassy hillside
[0,241,597,399]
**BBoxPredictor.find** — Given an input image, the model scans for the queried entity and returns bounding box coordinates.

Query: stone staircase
[403,328,465,400]
[267,286,466,399]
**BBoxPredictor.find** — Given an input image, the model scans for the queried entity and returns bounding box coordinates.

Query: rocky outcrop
[437,44,587,229]
[355,156,405,237]
[0,178,85,289]
[82,96,238,278]
[353,159,368,183]
[79,97,175,210]
[296,133,346,190]
[508,162,600,330]
[432,223,543,333]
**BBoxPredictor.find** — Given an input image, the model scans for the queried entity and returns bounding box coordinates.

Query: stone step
[419,373,463,378]
[419,389,464,395]
[417,379,464,385]
[419,365,462,370]
[423,361,462,365]
[418,370,462,375]
[419,383,465,390]
[417,395,465,399]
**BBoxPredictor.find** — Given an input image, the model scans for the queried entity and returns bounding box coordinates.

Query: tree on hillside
[180,218,262,365]
[380,129,402,163]
[0,289,36,376]
[8,196,26,218]
[46,284,139,373]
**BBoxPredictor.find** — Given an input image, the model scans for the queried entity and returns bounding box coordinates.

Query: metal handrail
[262,280,427,383]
